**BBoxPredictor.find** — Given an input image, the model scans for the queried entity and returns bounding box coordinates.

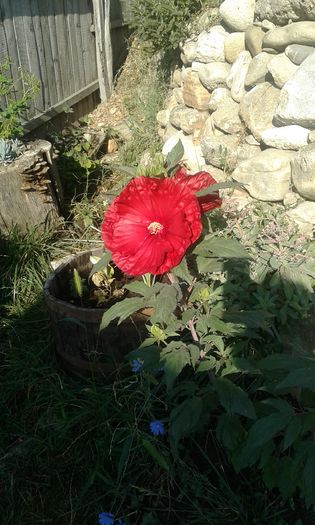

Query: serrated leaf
[89,251,111,279]
[196,357,217,372]
[216,414,245,451]
[223,310,271,329]
[246,412,292,449]
[124,281,152,298]
[196,255,224,274]
[161,343,193,388]
[99,297,145,331]
[200,238,250,259]
[276,368,315,391]
[196,181,240,197]
[165,139,184,169]
[171,257,193,284]
[151,284,178,324]
[280,265,313,293]
[214,377,256,419]
[142,439,170,472]
[169,397,203,446]
[283,416,302,451]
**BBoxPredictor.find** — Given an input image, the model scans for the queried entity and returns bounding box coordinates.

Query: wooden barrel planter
[44,248,149,377]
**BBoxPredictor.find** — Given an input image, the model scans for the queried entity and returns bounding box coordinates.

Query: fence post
[93,0,113,102]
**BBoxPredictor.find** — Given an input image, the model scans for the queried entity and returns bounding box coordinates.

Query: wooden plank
[47,1,63,101]
[36,0,58,107]
[79,0,97,85]
[23,79,99,132]
[53,0,72,99]
[2,0,22,102]
[93,0,113,102]
[66,1,83,93]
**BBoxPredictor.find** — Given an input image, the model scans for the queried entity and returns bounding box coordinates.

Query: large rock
[291,143,315,200]
[236,143,261,163]
[195,30,226,63]
[267,53,298,88]
[201,133,240,170]
[192,61,231,91]
[208,87,232,112]
[212,98,243,134]
[245,26,265,56]
[255,0,315,25]
[232,149,296,201]
[287,201,315,236]
[261,125,310,149]
[239,82,281,141]
[182,70,211,110]
[245,52,273,87]
[274,52,315,128]
[285,44,315,65]
[263,22,315,50]
[169,106,207,135]
[181,38,198,63]
[219,0,255,31]
[226,50,252,102]
[224,32,246,63]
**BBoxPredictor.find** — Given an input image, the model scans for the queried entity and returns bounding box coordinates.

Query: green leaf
[200,238,251,259]
[161,342,194,388]
[142,439,170,472]
[280,265,313,293]
[301,451,315,508]
[169,397,203,446]
[117,434,133,480]
[73,268,83,298]
[99,297,145,331]
[195,256,224,274]
[89,252,111,279]
[246,412,292,449]
[223,310,271,329]
[171,257,193,284]
[196,357,217,372]
[276,368,315,391]
[283,416,303,451]
[164,139,184,169]
[151,284,178,324]
[127,345,160,371]
[214,377,256,419]
[258,354,315,371]
[124,281,153,297]
[216,414,245,451]
[196,181,240,197]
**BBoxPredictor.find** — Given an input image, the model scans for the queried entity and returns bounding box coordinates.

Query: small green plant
[130,0,206,52]
[0,138,24,165]
[0,60,40,139]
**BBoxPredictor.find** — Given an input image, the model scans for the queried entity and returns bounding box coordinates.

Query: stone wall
[157,0,315,236]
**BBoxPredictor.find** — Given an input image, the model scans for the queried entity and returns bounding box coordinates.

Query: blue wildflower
[98,512,114,525]
[130,358,143,373]
[149,420,165,436]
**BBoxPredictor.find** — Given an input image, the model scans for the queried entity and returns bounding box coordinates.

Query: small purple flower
[131,358,143,373]
[149,420,165,436]
[98,512,114,525]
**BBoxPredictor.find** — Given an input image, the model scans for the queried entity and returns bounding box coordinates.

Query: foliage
[0,60,40,139]
[96,141,315,512]
[130,0,208,52]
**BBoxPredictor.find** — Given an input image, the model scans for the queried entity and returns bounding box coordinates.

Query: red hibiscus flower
[101,170,221,276]
[173,167,222,213]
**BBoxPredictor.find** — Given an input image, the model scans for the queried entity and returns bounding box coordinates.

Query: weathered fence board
[0,0,131,131]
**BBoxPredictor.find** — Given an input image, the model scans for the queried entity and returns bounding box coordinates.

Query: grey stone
[274,52,315,128]
[245,134,260,145]
[261,19,276,31]
[162,132,206,172]
[172,69,182,87]
[285,44,315,65]
[201,133,240,169]
[308,130,315,142]
[261,47,279,55]
[192,61,231,91]
[267,53,298,88]
[156,109,170,127]
[263,22,315,50]
[291,143,315,200]
[224,32,246,64]
[283,191,299,208]
[245,52,273,87]
[287,201,315,236]
[212,98,243,134]
[245,26,265,57]
[232,148,296,201]
[208,87,232,112]
[239,82,281,141]
[236,143,261,163]
[173,87,185,105]
[219,0,255,31]
[261,125,310,150]
[226,51,252,102]
[195,30,226,63]
[169,106,207,135]
[181,38,198,63]
[255,0,315,25]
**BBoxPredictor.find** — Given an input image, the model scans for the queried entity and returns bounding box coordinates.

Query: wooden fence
[0,0,131,131]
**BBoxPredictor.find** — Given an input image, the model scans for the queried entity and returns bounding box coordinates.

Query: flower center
[148,221,163,235]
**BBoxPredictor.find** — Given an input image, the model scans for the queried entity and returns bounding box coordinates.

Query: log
[0,139,63,233]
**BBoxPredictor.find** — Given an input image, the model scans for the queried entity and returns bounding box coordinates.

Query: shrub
[130,0,205,52]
